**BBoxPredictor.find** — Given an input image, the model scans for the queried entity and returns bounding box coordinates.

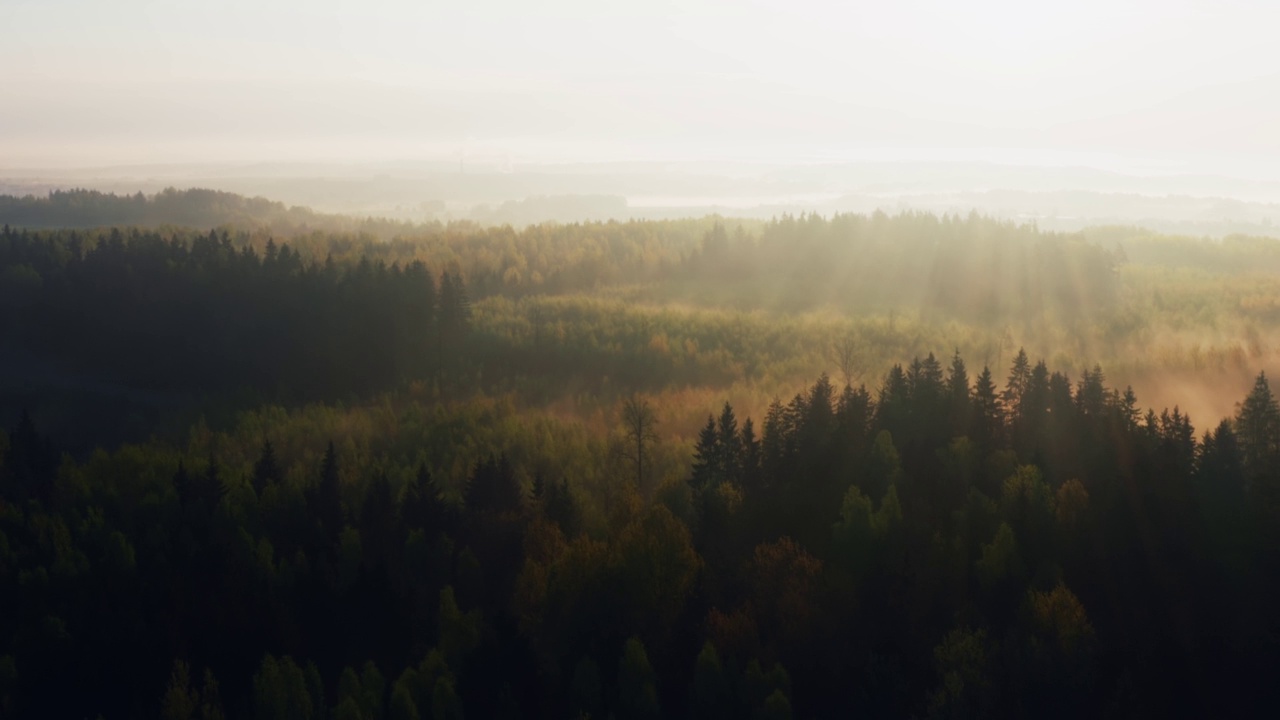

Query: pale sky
[4,0,1280,176]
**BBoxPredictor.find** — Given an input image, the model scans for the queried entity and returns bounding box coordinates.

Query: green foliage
[431,676,465,720]
[692,642,732,720]
[162,660,198,720]
[928,627,994,719]
[757,690,793,720]
[253,655,313,720]
[10,205,1280,718]
[437,587,481,667]
[977,523,1024,589]
[389,674,419,720]
[617,637,661,720]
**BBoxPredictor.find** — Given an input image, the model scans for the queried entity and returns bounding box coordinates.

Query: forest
[5,190,1280,718]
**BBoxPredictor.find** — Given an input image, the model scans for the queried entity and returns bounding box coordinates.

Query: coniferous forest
[6,192,1280,718]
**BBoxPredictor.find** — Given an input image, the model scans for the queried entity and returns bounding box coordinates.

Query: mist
[5,0,1280,177]
[8,2,1280,718]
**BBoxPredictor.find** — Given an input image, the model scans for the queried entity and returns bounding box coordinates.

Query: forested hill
[0,188,418,236]
[8,208,1280,717]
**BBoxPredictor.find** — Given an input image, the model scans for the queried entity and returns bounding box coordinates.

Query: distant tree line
[1,225,471,401]
[0,188,418,236]
[2,211,1123,406]
[690,211,1120,322]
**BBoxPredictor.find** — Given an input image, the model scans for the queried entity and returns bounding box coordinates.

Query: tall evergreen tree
[740,417,763,494]
[946,350,971,437]
[314,441,344,540]
[970,365,1003,448]
[402,463,446,536]
[361,470,396,564]
[1236,371,1280,478]
[252,439,282,496]
[1003,348,1032,413]
[691,415,720,491]
[717,402,742,486]
[464,453,523,515]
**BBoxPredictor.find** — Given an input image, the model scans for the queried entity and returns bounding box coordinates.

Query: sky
[3,0,1280,176]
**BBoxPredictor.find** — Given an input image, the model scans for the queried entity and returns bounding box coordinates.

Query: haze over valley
[6,2,1280,718]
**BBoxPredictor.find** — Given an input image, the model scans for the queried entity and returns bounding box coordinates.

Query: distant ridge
[0,187,418,236]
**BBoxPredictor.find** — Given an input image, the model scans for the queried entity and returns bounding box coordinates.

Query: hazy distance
[4,0,1280,229]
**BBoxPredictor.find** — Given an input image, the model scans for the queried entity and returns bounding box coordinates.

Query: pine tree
[617,637,661,720]
[692,642,732,720]
[1003,348,1032,412]
[761,399,789,486]
[314,441,343,539]
[717,402,742,485]
[252,439,282,496]
[546,478,582,538]
[875,365,911,442]
[1118,386,1141,429]
[691,415,720,491]
[804,374,836,444]
[531,471,546,504]
[192,453,225,518]
[361,470,395,564]
[1236,371,1280,476]
[438,270,472,349]
[161,660,197,720]
[464,453,523,515]
[946,351,971,437]
[740,417,762,494]
[402,463,446,535]
[1199,419,1244,497]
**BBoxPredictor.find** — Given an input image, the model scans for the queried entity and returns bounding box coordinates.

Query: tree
[1235,371,1280,479]
[830,336,863,388]
[1198,420,1245,506]
[545,477,582,538]
[464,454,523,515]
[1002,348,1031,413]
[740,417,762,494]
[390,675,420,720]
[617,637,661,720]
[742,660,791,720]
[717,402,743,485]
[530,471,546,504]
[162,660,197,720]
[620,394,658,491]
[692,642,732,720]
[182,453,226,521]
[971,365,1003,448]
[691,414,720,491]
[757,690,793,720]
[946,350,971,437]
[162,661,225,720]
[977,522,1024,591]
[253,655,312,720]
[314,441,344,540]
[612,506,701,636]
[1025,584,1097,711]
[361,469,396,564]
[359,661,386,720]
[252,439,282,496]
[438,269,472,349]
[402,463,447,536]
[438,586,481,667]
[928,627,994,719]
[431,676,464,720]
